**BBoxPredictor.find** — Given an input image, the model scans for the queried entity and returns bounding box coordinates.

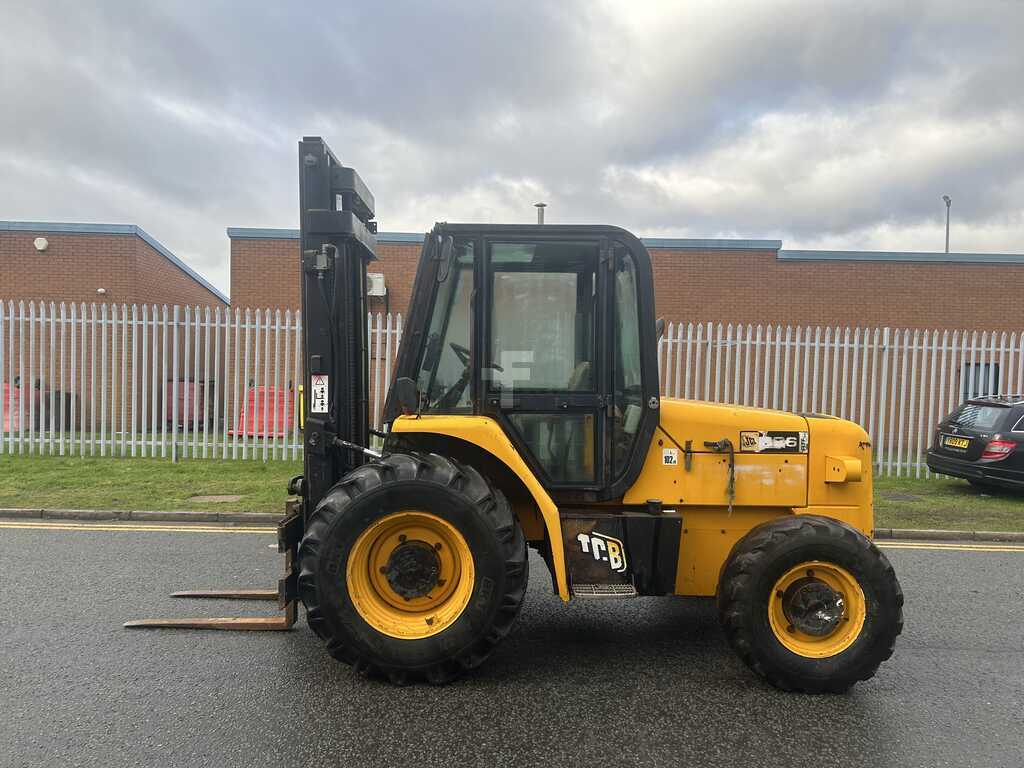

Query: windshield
[950,404,1007,430]
[415,242,474,411]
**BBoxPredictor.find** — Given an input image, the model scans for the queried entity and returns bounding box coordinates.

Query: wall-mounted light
[96,288,107,296]
[33,237,48,252]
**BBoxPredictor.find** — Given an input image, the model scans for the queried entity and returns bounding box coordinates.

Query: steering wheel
[449,342,504,372]
[449,342,471,365]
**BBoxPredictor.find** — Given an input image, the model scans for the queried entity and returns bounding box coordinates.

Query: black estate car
[926,396,1024,489]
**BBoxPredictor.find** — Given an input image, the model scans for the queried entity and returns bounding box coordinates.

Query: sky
[2,0,1023,296]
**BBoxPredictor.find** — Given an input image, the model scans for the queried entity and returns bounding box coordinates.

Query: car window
[950,404,1008,430]
[1013,413,1024,432]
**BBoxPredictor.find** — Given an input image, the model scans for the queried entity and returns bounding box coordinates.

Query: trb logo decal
[575,532,627,573]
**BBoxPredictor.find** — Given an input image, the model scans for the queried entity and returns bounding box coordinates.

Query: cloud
[1,0,1023,295]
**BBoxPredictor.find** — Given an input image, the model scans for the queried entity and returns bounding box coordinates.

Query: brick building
[1,221,227,308]
[229,228,1024,331]
[2,222,227,437]
[228,228,422,316]
[2,219,1021,444]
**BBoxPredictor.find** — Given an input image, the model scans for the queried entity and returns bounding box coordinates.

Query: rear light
[981,439,1016,460]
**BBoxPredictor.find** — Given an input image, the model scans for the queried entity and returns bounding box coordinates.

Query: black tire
[717,515,903,693]
[297,452,528,684]
[968,478,999,491]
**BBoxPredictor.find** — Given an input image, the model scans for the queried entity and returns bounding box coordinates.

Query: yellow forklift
[128,137,902,692]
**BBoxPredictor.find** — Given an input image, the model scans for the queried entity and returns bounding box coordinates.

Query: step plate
[572,583,638,599]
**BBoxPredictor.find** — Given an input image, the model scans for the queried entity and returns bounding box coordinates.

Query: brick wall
[230,237,419,316]
[651,249,1024,330]
[1,231,133,306]
[230,234,1024,332]
[132,238,226,309]
[1,228,225,309]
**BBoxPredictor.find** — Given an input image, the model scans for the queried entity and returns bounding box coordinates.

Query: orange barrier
[230,386,296,437]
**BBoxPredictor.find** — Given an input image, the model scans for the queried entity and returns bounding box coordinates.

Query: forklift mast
[298,136,378,518]
[123,137,379,632]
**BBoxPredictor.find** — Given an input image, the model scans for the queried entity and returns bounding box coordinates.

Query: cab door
[482,239,607,496]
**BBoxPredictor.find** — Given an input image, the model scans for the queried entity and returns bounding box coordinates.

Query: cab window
[488,242,597,392]
[416,241,474,411]
[611,246,643,479]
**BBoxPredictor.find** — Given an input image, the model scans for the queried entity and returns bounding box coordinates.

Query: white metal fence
[0,301,401,461]
[3,301,1021,475]
[658,322,1024,477]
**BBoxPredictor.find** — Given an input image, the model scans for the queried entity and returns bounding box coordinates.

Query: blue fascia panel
[226,227,781,250]
[779,249,1024,265]
[226,227,424,244]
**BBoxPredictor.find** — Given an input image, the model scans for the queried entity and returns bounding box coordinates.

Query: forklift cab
[386,224,661,502]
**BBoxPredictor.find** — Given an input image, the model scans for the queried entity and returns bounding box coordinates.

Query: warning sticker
[311,374,329,413]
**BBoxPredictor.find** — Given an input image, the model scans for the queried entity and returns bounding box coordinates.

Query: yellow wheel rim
[346,511,475,640]
[767,561,866,658]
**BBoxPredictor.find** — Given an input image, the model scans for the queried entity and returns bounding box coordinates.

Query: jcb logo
[739,430,808,453]
[576,532,627,573]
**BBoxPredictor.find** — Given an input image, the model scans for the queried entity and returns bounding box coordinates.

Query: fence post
[291,309,302,461]
[262,307,271,462]
[673,323,685,400]
[0,301,4,456]
[273,308,282,461]
[100,303,109,457]
[381,312,394,429]
[211,306,221,461]
[48,302,56,455]
[733,323,742,404]
[372,312,383,430]
[1017,332,1024,396]
[28,301,35,455]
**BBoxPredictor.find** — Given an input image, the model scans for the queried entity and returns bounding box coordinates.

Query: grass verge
[874,474,1024,532]
[1,455,1022,531]
[0,454,301,513]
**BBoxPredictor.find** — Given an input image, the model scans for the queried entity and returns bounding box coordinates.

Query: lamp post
[942,195,951,253]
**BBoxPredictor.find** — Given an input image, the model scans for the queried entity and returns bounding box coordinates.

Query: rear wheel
[718,516,903,693]
[968,478,999,491]
[297,452,528,684]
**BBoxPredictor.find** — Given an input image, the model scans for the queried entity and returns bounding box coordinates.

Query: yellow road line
[0,520,274,534]
[879,541,1024,553]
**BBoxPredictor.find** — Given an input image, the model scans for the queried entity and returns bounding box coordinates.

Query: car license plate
[943,435,971,450]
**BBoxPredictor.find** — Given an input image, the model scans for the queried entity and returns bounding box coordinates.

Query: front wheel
[297,452,528,684]
[717,516,903,693]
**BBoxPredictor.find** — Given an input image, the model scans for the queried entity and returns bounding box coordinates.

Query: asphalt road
[1,521,1023,768]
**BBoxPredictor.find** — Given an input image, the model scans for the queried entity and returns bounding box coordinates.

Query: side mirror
[392,377,420,415]
[437,235,455,282]
[655,317,666,339]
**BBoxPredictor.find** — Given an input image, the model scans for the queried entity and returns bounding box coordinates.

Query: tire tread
[717,515,903,693]
[297,452,528,684]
